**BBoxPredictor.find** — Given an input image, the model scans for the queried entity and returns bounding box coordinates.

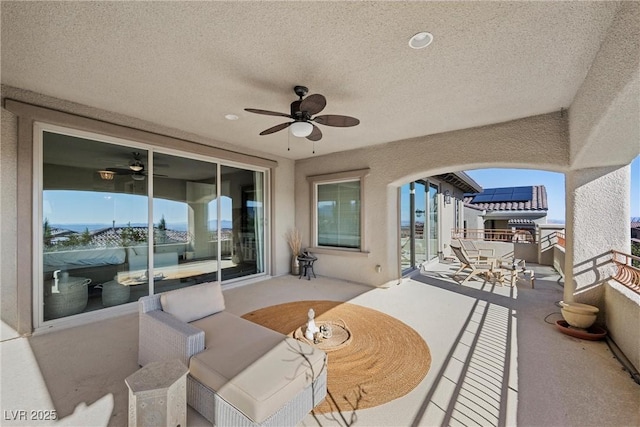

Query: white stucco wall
[1,107,19,332]
[271,158,296,276]
[569,1,640,170]
[605,280,640,373]
[564,165,630,308]
[538,224,565,266]
[434,181,458,258]
[295,112,569,286]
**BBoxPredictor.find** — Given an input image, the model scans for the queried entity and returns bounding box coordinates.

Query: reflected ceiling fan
[245,86,359,142]
[101,152,167,181]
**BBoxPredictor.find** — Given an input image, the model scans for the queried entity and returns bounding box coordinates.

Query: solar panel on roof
[514,186,533,193]
[469,186,534,203]
[472,194,494,203]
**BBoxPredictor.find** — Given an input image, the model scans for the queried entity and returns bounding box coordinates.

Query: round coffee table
[293,320,352,352]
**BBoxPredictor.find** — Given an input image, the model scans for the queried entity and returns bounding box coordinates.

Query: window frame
[32,121,271,330]
[307,168,369,256]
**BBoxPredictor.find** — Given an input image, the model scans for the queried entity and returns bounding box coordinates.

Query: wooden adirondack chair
[450,244,504,285]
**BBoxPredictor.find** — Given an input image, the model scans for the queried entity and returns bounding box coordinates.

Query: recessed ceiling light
[225,114,239,120]
[409,32,433,49]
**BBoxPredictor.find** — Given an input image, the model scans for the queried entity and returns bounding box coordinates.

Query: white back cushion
[160,282,225,323]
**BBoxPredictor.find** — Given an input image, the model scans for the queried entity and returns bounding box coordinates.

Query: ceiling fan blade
[259,122,292,135]
[105,168,131,174]
[306,124,323,141]
[245,108,292,118]
[300,94,326,115]
[313,115,360,127]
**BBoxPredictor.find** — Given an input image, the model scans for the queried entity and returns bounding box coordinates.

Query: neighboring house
[463,185,548,238]
[631,218,640,240]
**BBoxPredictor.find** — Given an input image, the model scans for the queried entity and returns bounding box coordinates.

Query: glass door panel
[148,152,218,295]
[220,165,265,281]
[42,132,148,321]
[400,183,412,271]
[414,182,427,265]
[427,182,439,260]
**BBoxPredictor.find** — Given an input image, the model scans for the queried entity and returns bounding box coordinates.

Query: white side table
[125,359,188,427]
[504,259,535,288]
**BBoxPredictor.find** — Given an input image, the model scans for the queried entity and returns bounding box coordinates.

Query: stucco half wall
[295,112,569,286]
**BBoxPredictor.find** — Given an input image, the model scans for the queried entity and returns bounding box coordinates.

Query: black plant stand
[297,254,317,280]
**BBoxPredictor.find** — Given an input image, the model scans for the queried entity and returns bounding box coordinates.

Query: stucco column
[187,202,212,258]
[563,165,630,305]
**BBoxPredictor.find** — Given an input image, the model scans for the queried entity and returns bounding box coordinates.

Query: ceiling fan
[101,152,166,181]
[245,86,360,142]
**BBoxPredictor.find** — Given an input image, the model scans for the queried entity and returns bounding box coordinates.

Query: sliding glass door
[400,179,441,272]
[37,124,267,325]
[400,181,426,271]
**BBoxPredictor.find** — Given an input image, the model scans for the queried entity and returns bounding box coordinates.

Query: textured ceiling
[1,1,621,160]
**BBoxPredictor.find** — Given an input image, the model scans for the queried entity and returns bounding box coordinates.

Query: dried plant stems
[285,228,302,256]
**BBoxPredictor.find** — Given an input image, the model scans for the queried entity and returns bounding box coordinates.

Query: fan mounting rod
[294,85,308,99]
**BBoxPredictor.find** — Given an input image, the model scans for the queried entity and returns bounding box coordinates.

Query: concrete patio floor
[1,262,638,426]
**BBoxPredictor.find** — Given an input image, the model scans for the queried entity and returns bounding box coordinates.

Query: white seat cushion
[190,313,326,424]
[160,282,225,323]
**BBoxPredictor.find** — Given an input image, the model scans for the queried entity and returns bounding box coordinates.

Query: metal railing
[556,231,565,248]
[611,250,640,294]
[451,228,535,243]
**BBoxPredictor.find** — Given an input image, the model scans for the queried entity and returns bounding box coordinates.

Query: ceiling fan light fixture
[409,32,433,49]
[129,161,144,172]
[131,173,146,181]
[97,170,116,180]
[290,121,313,138]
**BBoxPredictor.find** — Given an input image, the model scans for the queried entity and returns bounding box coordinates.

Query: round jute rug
[241,300,431,414]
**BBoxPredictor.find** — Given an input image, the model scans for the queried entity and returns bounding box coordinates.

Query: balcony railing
[556,231,565,248]
[611,250,640,294]
[452,228,535,243]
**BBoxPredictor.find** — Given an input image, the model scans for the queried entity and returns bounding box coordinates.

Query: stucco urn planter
[559,301,599,329]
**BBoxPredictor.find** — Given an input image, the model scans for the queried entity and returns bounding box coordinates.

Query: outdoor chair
[450,244,505,285]
[458,239,495,260]
[456,240,534,287]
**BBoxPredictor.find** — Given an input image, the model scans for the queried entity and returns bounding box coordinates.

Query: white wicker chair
[138,294,327,426]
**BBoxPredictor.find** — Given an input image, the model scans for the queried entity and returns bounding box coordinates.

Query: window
[318,181,360,248]
[308,169,369,254]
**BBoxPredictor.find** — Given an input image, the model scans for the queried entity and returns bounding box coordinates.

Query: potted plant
[284,228,302,275]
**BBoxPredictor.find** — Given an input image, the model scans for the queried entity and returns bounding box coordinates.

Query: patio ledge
[308,247,370,257]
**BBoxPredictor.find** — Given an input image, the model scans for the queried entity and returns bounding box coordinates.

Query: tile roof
[464,185,548,212]
[47,226,191,248]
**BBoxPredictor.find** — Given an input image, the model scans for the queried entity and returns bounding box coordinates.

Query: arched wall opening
[295,112,570,287]
[392,166,566,278]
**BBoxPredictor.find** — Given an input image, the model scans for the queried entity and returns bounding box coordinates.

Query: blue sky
[44,155,640,227]
[44,192,233,227]
[465,155,640,221]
